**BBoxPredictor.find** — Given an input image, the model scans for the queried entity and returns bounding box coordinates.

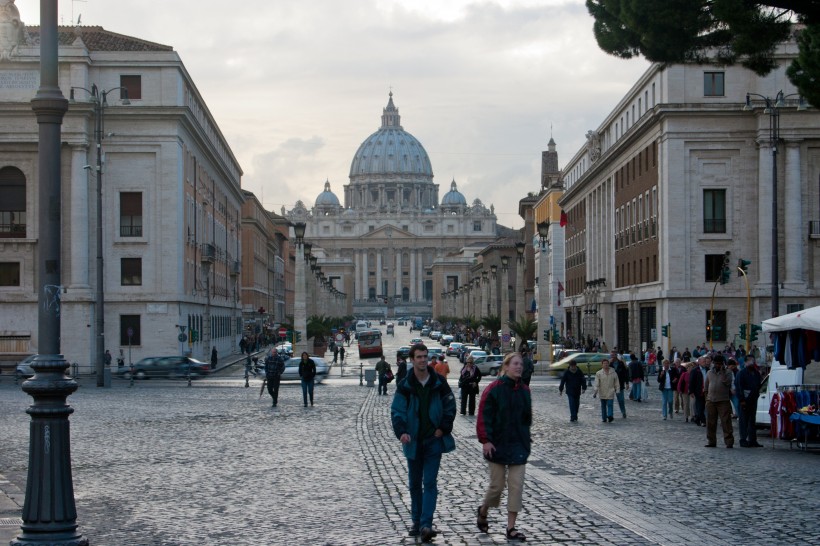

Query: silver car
[15,354,36,379]
[473,354,504,376]
[281,357,330,382]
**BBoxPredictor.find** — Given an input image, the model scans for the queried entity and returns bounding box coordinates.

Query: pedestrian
[434,354,450,379]
[672,359,685,413]
[610,351,628,418]
[332,343,339,364]
[298,351,317,407]
[458,357,482,416]
[559,359,587,422]
[396,355,408,384]
[210,346,218,370]
[727,358,740,418]
[390,344,456,542]
[521,350,534,386]
[375,354,392,396]
[677,362,692,422]
[629,353,644,402]
[657,359,678,420]
[103,349,112,368]
[689,356,708,426]
[736,355,763,448]
[704,354,735,448]
[594,358,619,423]
[475,352,532,542]
[264,348,285,407]
[339,345,345,363]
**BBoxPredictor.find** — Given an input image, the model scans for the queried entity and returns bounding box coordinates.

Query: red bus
[357,329,383,358]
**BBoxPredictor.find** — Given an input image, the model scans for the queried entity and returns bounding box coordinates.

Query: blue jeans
[615,390,626,417]
[301,379,314,406]
[630,381,642,401]
[600,398,614,421]
[407,437,443,529]
[661,389,674,418]
[567,394,581,421]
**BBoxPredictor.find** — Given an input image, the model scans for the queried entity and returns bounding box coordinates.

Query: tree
[480,315,502,345]
[507,317,538,353]
[586,0,820,105]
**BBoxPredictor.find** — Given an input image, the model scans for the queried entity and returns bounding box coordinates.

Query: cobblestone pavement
[1,354,818,545]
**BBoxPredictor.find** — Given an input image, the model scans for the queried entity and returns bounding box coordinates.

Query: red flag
[558,281,565,294]
[559,210,567,227]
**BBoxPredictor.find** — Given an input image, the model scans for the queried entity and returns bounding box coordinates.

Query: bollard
[187,369,192,387]
[359,362,363,386]
[129,366,135,388]
[244,367,250,388]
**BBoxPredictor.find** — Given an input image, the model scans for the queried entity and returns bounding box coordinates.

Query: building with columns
[285,93,498,319]
[0,19,243,369]
[558,36,820,354]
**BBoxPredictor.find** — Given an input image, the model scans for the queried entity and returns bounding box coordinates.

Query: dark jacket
[612,358,629,390]
[688,365,706,397]
[458,365,482,394]
[559,367,587,397]
[476,375,532,466]
[628,358,644,381]
[264,354,285,378]
[391,367,457,460]
[298,358,316,381]
[735,365,762,402]
[657,366,679,390]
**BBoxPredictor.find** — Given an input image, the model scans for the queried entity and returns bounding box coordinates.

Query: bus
[357,329,383,358]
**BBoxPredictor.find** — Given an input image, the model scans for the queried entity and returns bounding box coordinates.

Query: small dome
[441,179,467,206]
[315,180,341,207]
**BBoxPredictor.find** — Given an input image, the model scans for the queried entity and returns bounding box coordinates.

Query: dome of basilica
[315,180,341,207]
[349,92,433,180]
[441,179,467,206]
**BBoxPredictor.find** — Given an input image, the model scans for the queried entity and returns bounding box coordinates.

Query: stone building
[0,17,243,369]
[285,93,498,319]
[558,36,820,354]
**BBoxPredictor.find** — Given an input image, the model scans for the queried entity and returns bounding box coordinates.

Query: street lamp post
[481,270,489,318]
[536,221,550,367]
[501,255,510,324]
[490,264,498,317]
[514,242,525,320]
[69,84,130,387]
[743,91,806,318]
[292,223,308,355]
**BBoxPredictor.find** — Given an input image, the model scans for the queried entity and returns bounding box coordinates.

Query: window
[120,192,142,236]
[704,72,724,96]
[0,166,26,238]
[0,262,20,286]
[706,310,727,342]
[473,221,481,232]
[120,75,141,100]
[120,315,141,345]
[703,189,726,233]
[121,258,142,285]
[704,254,726,282]
[786,303,805,314]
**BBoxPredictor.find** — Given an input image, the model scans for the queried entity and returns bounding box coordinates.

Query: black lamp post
[15,2,87,545]
[743,91,807,318]
[69,83,130,386]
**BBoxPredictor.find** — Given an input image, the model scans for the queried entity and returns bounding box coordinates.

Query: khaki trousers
[705,400,734,447]
[483,462,526,513]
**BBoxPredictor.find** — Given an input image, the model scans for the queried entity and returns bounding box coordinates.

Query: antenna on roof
[77,14,82,25]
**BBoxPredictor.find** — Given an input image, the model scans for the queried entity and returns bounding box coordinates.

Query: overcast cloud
[18,0,650,228]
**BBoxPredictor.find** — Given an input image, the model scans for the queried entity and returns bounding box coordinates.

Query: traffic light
[739,323,747,340]
[543,328,549,341]
[661,324,669,337]
[552,327,560,343]
[719,266,731,285]
[294,330,302,342]
[750,324,762,342]
[191,329,199,342]
[737,258,751,277]
[712,325,723,338]
[706,323,711,339]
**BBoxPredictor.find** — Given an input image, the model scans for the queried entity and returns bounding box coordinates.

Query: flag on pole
[557,281,564,306]
[559,210,568,227]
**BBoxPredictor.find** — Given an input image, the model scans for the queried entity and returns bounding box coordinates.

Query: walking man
[704,354,735,448]
[559,359,587,422]
[264,348,286,407]
[657,359,679,420]
[736,355,763,447]
[610,351,628,418]
[594,358,619,423]
[375,354,392,395]
[391,344,457,542]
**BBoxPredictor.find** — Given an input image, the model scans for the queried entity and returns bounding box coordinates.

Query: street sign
[278,327,287,338]
[502,334,510,343]
[335,333,344,342]
[178,333,187,342]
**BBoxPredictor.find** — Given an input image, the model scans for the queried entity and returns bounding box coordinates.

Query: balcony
[810,220,820,240]
[201,243,215,264]
[230,260,240,276]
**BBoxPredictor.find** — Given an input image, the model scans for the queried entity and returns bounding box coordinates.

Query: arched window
[0,166,26,238]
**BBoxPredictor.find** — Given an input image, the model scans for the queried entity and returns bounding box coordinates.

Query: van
[756,361,804,426]
[355,320,368,331]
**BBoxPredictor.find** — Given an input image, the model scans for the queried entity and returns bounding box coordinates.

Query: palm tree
[480,315,502,346]
[307,315,334,344]
[507,317,537,353]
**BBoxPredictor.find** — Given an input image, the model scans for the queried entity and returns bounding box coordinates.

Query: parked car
[473,354,504,376]
[397,319,406,326]
[410,337,423,345]
[439,334,454,346]
[116,356,212,380]
[464,349,487,364]
[420,327,431,336]
[426,347,444,362]
[446,342,463,356]
[15,354,37,379]
[546,352,609,377]
[429,330,442,340]
[396,346,411,360]
[281,356,330,382]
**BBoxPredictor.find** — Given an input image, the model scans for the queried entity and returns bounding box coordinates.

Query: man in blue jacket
[391,344,456,542]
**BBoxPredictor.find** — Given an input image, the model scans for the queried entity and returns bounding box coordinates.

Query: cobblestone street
[1,361,818,545]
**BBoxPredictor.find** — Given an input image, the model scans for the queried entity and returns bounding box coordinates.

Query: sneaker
[608,416,614,423]
[409,524,420,537]
[420,527,435,542]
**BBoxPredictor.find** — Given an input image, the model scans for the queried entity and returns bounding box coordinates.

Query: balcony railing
[810,220,820,239]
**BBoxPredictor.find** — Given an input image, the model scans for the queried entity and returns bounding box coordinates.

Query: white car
[281,357,329,382]
[430,330,442,340]
[473,354,504,376]
[440,334,454,346]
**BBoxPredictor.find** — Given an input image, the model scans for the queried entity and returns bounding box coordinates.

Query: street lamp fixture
[501,255,509,270]
[742,90,805,317]
[70,83,130,387]
[537,220,550,243]
[515,241,525,257]
[303,242,312,260]
[293,221,306,245]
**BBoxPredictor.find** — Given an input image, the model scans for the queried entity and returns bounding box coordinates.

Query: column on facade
[757,142,773,286]
[69,145,90,288]
[417,251,425,301]
[784,141,802,284]
[501,266,510,323]
[354,251,361,300]
[409,250,416,301]
[515,257,525,321]
[395,250,402,300]
[376,252,383,299]
[362,251,369,300]
[537,242,550,365]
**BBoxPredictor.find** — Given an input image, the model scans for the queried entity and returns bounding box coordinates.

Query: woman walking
[476,352,532,542]
[458,357,482,415]
[298,351,317,407]
[593,358,619,423]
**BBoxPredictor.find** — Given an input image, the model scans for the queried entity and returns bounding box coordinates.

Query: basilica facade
[285,93,498,318]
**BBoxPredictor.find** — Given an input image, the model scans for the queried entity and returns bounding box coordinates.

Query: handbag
[385,369,394,383]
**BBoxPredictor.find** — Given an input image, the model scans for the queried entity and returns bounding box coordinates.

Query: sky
[17,0,650,229]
